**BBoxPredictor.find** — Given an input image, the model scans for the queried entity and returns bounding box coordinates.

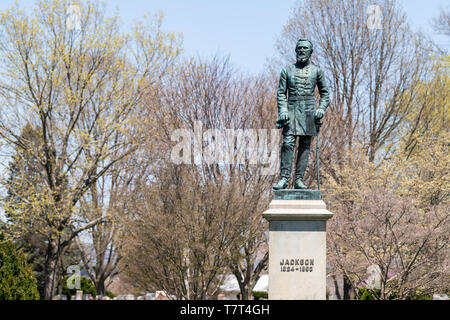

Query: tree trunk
[236,276,254,300]
[239,284,249,300]
[57,279,63,295]
[242,285,253,300]
[96,276,106,296]
[43,240,60,300]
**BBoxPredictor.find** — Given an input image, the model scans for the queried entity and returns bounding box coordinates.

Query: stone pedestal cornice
[263,199,333,221]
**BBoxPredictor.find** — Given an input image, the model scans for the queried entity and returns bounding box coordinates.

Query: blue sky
[0,0,448,74]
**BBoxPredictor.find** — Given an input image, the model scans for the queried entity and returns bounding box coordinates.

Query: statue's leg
[273,135,295,190]
[280,135,296,180]
[294,136,312,189]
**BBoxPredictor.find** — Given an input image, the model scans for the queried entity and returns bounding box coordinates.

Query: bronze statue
[273,39,330,190]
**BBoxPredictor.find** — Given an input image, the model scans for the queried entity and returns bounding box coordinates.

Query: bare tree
[432,7,450,38]
[274,0,431,164]
[75,171,122,296]
[119,56,276,299]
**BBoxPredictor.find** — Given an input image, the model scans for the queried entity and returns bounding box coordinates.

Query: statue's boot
[273,135,295,190]
[294,179,308,189]
[273,178,289,190]
[294,136,312,190]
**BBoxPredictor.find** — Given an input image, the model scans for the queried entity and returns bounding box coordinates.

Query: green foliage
[0,233,40,300]
[62,275,97,298]
[358,287,380,300]
[406,291,433,300]
[252,291,268,300]
[105,290,116,299]
[358,286,438,300]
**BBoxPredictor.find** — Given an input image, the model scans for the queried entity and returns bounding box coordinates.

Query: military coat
[277,62,330,136]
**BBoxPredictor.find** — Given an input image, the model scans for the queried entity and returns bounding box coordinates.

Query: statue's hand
[276,112,290,128]
[279,112,289,122]
[315,109,325,120]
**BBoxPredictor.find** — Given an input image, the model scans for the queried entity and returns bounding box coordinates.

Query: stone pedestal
[263,190,333,300]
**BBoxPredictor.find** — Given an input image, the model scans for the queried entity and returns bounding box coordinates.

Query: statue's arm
[277,68,289,115]
[316,68,330,112]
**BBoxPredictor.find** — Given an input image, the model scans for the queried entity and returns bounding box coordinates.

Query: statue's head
[295,39,313,64]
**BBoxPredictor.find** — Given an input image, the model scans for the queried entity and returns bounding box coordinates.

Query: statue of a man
[273,39,330,190]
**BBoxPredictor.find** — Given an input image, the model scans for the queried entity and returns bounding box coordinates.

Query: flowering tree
[0,0,180,299]
[326,144,449,299]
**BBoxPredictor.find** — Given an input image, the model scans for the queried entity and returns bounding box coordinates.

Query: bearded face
[296,41,312,64]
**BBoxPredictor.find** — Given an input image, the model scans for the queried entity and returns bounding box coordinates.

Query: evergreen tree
[3,123,81,298]
[3,123,49,297]
[0,233,40,300]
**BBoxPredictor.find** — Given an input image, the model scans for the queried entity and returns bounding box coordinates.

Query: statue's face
[296,41,312,63]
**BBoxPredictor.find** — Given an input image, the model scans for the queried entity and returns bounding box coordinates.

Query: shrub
[105,290,116,299]
[62,275,97,298]
[0,233,40,300]
[252,291,268,300]
[358,287,380,300]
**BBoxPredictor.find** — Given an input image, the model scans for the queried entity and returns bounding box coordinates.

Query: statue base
[263,190,333,300]
[273,189,322,200]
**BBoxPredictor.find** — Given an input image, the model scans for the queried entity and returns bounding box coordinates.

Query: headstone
[75,290,83,300]
[433,294,449,300]
[82,294,93,300]
[155,291,168,300]
[263,190,333,300]
[145,293,155,300]
[125,294,135,300]
[366,264,381,289]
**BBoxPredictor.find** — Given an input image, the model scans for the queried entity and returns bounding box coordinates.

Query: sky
[0,0,448,74]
